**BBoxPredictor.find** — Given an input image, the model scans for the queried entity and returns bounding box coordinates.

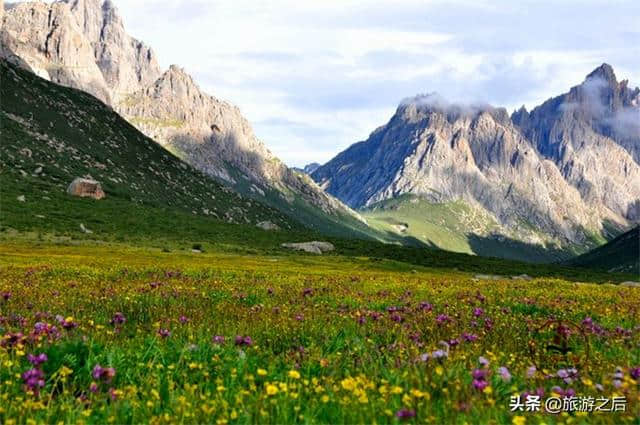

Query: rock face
[1,1,111,102]
[281,241,335,254]
[1,0,362,232]
[313,66,640,248]
[67,178,105,199]
[512,64,640,222]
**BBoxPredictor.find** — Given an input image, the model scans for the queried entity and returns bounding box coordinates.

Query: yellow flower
[288,370,301,379]
[435,366,444,376]
[266,384,278,396]
[321,395,329,403]
[341,378,356,391]
[512,416,526,425]
[257,369,267,376]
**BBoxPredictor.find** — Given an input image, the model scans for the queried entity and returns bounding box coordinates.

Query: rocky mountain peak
[585,63,617,86]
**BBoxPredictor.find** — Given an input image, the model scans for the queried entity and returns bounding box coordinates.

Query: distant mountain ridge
[0,0,371,237]
[312,66,640,257]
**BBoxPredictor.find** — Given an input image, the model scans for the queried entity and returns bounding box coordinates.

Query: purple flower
[472,379,488,391]
[27,353,48,367]
[110,312,126,326]
[432,349,448,360]
[419,301,433,312]
[89,382,99,393]
[462,332,478,342]
[472,368,487,380]
[478,356,489,367]
[179,315,189,324]
[473,307,484,317]
[212,335,225,344]
[22,368,45,394]
[526,365,537,378]
[302,288,314,297]
[158,329,171,338]
[396,409,416,420]
[436,314,451,324]
[235,335,252,346]
[630,367,640,380]
[92,364,116,383]
[390,313,404,323]
[557,369,569,379]
[1,292,10,302]
[498,366,511,382]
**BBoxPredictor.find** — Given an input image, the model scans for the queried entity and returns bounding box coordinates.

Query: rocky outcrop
[67,177,105,199]
[281,241,335,254]
[1,1,111,102]
[66,0,162,102]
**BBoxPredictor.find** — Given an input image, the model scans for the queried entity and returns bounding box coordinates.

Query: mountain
[0,0,372,238]
[512,63,640,222]
[567,226,639,274]
[0,59,296,232]
[303,163,322,175]
[312,66,640,261]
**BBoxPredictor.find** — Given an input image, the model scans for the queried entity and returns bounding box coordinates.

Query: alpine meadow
[0,1,639,424]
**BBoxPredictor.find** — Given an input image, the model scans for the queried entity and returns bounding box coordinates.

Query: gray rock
[67,177,105,199]
[620,281,640,287]
[282,241,335,254]
[512,274,533,281]
[16,195,25,202]
[474,274,504,280]
[79,223,93,233]
[256,221,279,231]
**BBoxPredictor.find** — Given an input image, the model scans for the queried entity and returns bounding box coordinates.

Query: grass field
[0,242,638,424]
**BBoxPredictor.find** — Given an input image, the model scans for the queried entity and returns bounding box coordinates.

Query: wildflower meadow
[0,243,638,424]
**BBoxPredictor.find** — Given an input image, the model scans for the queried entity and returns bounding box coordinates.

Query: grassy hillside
[361,195,577,263]
[567,226,639,275]
[0,60,299,231]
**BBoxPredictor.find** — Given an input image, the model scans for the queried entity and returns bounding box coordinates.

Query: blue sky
[60,1,640,166]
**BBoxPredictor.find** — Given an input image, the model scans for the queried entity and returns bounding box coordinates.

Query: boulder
[512,274,533,281]
[620,281,640,287]
[256,221,279,231]
[474,274,504,280]
[282,241,335,255]
[67,178,105,200]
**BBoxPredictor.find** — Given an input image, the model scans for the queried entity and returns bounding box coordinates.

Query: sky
[27,0,640,167]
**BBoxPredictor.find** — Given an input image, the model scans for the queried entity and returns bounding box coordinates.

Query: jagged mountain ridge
[0,0,369,237]
[313,68,640,253]
[512,64,640,222]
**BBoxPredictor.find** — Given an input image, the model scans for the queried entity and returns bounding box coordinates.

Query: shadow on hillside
[466,234,575,264]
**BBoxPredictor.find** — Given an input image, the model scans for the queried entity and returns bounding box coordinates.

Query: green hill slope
[567,226,639,274]
[361,195,578,263]
[0,59,300,235]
